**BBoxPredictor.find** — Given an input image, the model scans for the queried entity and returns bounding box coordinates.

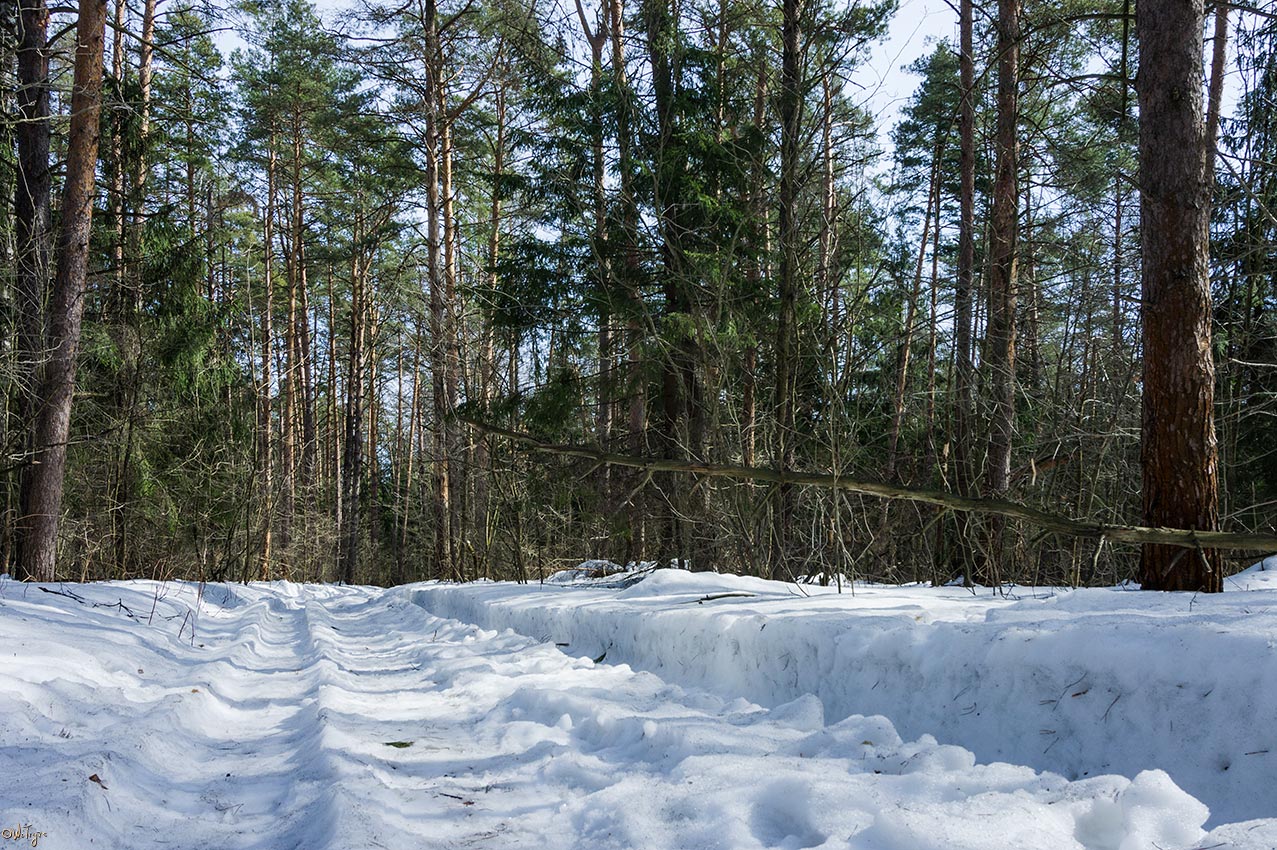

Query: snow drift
[411,562,1277,826]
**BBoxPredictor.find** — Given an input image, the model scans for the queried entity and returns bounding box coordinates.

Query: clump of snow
[543,560,658,587]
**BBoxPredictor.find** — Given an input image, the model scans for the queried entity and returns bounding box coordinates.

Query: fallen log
[461,417,1277,553]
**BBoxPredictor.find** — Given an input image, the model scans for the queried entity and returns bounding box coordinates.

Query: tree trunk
[578,3,612,533]
[439,103,464,580]
[12,0,51,580]
[608,0,647,565]
[1136,0,1222,591]
[477,76,508,578]
[291,123,317,518]
[341,234,368,585]
[17,0,107,581]
[108,0,124,298]
[421,0,453,581]
[258,144,277,580]
[980,0,1020,583]
[773,0,803,579]
[951,0,977,581]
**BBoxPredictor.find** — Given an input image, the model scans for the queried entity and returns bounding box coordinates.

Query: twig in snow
[680,592,756,604]
[93,599,137,619]
[39,586,86,604]
[437,792,474,805]
[1102,693,1122,722]
[1043,674,1088,710]
[148,584,162,625]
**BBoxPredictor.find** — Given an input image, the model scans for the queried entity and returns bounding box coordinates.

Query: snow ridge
[410,567,1277,827]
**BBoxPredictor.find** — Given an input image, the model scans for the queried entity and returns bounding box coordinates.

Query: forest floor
[0,571,1274,849]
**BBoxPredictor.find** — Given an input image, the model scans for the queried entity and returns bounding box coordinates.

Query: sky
[217,0,956,152]
[850,0,958,136]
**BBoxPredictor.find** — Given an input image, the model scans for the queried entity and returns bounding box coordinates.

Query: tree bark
[13,0,49,447]
[18,0,107,581]
[1137,0,1222,591]
[12,0,51,580]
[981,0,1020,580]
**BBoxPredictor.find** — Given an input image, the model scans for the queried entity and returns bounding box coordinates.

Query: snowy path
[0,580,1271,849]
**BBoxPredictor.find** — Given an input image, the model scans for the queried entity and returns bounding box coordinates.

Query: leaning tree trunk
[1136,0,1222,591]
[18,0,107,581]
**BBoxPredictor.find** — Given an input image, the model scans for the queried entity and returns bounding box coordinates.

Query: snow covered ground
[0,573,1274,849]
[413,563,1277,829]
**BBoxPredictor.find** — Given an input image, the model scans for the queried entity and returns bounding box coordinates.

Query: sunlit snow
[1,568,1274,848]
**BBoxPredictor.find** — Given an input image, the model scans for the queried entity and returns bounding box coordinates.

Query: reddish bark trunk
[18,0,107,580]
[1137,0,1222,591]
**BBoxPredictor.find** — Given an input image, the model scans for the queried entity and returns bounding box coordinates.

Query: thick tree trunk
[577,4,612,534]
[18,0,106,580]
[981,0,1020,581]
[12,0,50,580]
[1137,0,1222,591]
[13,0,49,440]
[476,80,507,578]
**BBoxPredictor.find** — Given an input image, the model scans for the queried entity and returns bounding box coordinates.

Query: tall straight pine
[1137,0,1222,590]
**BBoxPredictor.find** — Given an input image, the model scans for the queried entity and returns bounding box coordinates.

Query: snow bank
[411,566,1277,826]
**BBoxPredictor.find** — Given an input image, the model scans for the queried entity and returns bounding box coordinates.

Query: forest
[2,0,1275,591]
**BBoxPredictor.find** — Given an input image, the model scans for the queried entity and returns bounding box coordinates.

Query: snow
[412,565,1277,828]
[0,574,1272,848]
